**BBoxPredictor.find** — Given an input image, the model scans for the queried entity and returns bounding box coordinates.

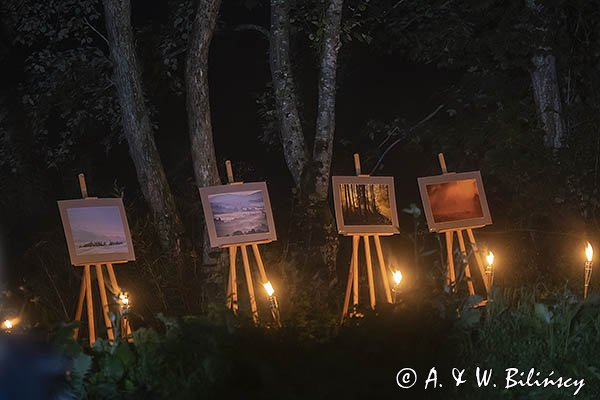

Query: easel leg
[466,229,490,295]
[227,246,238,313]
[84,265,95,346]
[240,245,259,324]
[363,236,376,309]
[106,263,133,340]
[341,257,354,322]
[352,235,360,306]
[73,277,86,339]
[373,235,393,304]
[456,231,475,296]
[251,244,269,283]
[106,263,120,294]
[95,264,114,341]
[445,231,456,291]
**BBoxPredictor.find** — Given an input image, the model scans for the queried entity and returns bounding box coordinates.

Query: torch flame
[2,320,12,330]
[263,281,275,297]
[486,251,495,267]
[118,292,129,306]
[586,242,593,263]
[392,270,403,286]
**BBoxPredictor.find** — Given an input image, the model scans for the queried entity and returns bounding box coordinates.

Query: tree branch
[369,104,444,174]
[83,17,109,45]
[235,24,270,40]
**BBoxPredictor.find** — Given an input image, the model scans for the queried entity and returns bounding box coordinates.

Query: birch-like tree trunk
[312,0,344,201]
[527,0,566,149]
[270,0,308,188]
[185,0,221,189]
[102,0,185,255]
[530,54,566,148]
[185,0,223,271]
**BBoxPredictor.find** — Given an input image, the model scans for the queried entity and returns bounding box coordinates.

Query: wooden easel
[437,153,490,298]
[222,161,279,325]
[341,154,395,322]
[72,174,132,345]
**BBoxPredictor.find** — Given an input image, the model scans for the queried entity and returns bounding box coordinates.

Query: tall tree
[527,0,566,149]
[102,0,185,254]
[185,0,223,269]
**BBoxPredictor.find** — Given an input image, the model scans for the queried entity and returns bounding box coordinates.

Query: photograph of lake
[208,190,269,238]
[66,206,129,255]
[426,178,484,223]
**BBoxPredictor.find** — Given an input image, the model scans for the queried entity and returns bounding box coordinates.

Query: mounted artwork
[332,176,399,234]
[58,198,136,266]
[417,171,492,232]
[199,182,277,247]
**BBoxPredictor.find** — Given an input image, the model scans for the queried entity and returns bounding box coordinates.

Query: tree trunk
[185,0,221,189]
[312,0,344,201]
[185,0,224,274]
[526,0,566,149]
[270,0,309,188]
[102,0,184,255]
[530,54,566,148]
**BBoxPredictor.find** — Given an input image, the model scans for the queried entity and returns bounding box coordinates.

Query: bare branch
[235,23,270,40]
[369,104,445,174]
[83,17,109,45]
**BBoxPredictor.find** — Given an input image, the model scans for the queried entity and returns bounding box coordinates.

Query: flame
[119,292,130,306]
[392,270,403,286]
[2,318,17,330]
[586,242,593,263]
[263,281,275,297]
[486,251,495,267]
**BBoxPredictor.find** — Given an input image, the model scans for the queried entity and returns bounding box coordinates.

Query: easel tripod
[437,153,491,298]
[341,154,395,322]
[222,161,281,326]
[72,174,132,345]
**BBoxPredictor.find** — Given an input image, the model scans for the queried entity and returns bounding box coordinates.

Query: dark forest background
[2,1,600,397]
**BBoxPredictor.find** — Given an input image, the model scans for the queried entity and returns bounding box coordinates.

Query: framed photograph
[417,171,492,232]
[332,176,400,234]
[57,198,136,266]
[199,182,277,248]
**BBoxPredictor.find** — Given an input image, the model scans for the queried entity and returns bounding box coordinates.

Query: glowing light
[118,291,130,307]
[392,270,403,286]
[486,251,495,267]
[2,320,13,330]
[586,242,593,263]
[263,281,275,297]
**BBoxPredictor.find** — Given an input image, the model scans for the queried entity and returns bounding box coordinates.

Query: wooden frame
[332,175,399,235]
[417,171,492,232]
[199,182,277,248]
[58,198,135,266]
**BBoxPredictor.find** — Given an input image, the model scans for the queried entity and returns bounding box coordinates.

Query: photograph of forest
[339,183,392,226]
[427,179,484,223]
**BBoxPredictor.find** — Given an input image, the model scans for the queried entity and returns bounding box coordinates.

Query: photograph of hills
[66,206,129,255]
[208,190,269,238]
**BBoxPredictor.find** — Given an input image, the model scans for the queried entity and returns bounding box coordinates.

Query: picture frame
[57,198,136,266]
[331,176,400,235]
[417,171,492,232]
[199,182,277,248]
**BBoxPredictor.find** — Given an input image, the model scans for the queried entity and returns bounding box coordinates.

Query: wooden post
[95,264,114,341]
[225,160,234,184]
[445,231,456,290]
[456,231,475,295]
[353,153,361,175]
[78,173,89,198]
[240,245,259,324]
[341,259,354,322]
[438,153,448,174]
[352,235,360,306]
[84,265,95,345]
[363,236,376,309]
[373,235,393,304]
[466,228,490,295]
